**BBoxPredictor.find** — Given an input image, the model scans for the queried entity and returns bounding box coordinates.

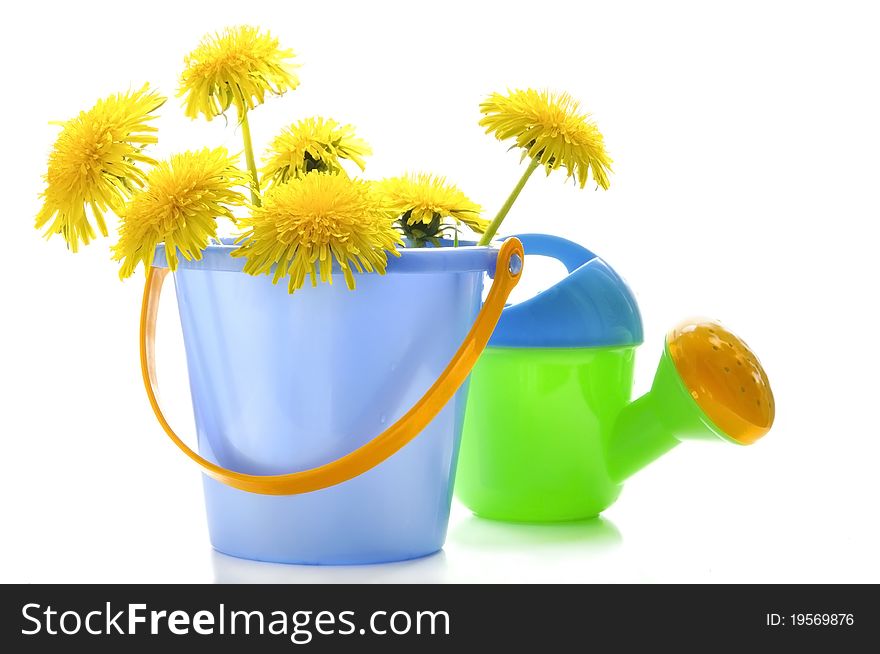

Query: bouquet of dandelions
[35,25,612,294]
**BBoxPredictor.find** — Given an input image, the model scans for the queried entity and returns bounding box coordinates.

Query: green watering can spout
[608,319,775,483]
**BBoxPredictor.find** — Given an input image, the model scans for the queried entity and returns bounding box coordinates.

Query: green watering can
[456,234,775,522]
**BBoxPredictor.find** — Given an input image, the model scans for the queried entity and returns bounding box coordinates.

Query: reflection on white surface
[212,549,449,584]
[450,515,622,552]
[447,515,627,583]
[210,516,624,584]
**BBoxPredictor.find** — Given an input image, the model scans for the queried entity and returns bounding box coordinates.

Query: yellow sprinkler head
[666,319,775,445]
[609,318,776,483]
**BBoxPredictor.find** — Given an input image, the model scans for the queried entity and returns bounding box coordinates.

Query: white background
[1,0,877,583]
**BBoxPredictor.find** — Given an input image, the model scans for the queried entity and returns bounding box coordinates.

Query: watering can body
[456,234,643,521]
[457,234,775,522]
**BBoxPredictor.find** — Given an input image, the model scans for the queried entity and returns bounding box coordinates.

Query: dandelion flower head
[35,84,165,251]
[480,88,612,189]
[113,147,249,277]
[232,172,402,292]
[179,25,299,120]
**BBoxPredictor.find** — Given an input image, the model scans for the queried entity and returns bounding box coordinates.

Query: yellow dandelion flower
[113,147,249,278]
[232,173,402,293]
[261,116,372,188]
[377,173,487,247]
[477,88,613,245]
[178,25,299,121]
[480,88,612,189]
[35,84,165,252]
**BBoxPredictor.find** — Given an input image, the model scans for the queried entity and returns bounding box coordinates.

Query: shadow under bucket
[141,239,522,565]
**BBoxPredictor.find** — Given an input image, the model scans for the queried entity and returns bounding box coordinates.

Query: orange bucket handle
[140,239,524,496]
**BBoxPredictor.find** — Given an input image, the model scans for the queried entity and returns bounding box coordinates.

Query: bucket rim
[152,238,502,275]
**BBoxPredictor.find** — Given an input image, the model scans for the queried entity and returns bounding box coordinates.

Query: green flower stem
[240,108,261,206]
[478,156,540,246]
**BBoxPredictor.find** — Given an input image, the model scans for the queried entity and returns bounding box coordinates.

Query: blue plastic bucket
[142,240,520,565]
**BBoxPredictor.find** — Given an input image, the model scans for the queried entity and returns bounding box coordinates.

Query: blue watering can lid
[489,234,643,348]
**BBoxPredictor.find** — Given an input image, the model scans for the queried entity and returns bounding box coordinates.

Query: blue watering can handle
[139,239,524,496]
[506,233,596,273]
